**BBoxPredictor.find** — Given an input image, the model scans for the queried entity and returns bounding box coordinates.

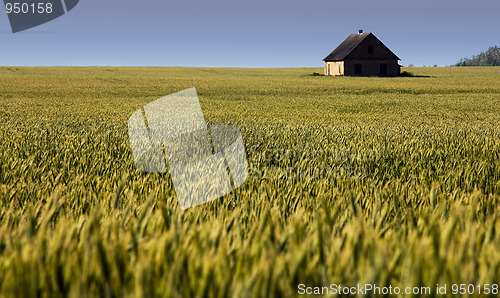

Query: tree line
[455,46,500,66]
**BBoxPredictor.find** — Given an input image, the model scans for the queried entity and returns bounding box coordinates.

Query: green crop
[0,66,499,297]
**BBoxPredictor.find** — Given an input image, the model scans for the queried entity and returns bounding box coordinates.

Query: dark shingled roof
[323,33,400,61]
[323,33,370,61]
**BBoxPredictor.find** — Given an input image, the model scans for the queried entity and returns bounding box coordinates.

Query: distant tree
[455,46,500,66]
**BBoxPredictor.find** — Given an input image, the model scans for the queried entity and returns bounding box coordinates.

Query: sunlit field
[0,66,499,297]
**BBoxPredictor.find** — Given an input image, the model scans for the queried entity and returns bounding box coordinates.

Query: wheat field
[0,66,499,297]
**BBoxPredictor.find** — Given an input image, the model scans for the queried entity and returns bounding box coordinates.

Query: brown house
[323,30,401,76]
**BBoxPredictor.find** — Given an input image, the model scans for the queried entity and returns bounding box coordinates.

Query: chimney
[358,29,363,34]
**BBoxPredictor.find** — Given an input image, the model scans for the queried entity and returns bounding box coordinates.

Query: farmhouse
[323,30,401,76]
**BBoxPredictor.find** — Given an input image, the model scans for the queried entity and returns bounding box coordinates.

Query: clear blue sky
[1,0,499,67]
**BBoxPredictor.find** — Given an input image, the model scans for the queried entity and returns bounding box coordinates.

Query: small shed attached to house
[323,30,401,76]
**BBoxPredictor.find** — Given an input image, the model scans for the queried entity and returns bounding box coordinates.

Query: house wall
[347,34,399,61]
[324,61,344,76]
[344,59,400,76]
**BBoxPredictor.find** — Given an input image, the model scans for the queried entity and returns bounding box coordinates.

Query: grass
[0,66,499,297]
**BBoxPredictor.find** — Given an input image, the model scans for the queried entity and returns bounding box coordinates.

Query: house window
[355,64,362,75]
[327,64,330,75]
[380,64,387,75]
[368,45,374,54]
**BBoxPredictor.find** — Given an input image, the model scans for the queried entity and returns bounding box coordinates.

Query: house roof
[323,33,400,61]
